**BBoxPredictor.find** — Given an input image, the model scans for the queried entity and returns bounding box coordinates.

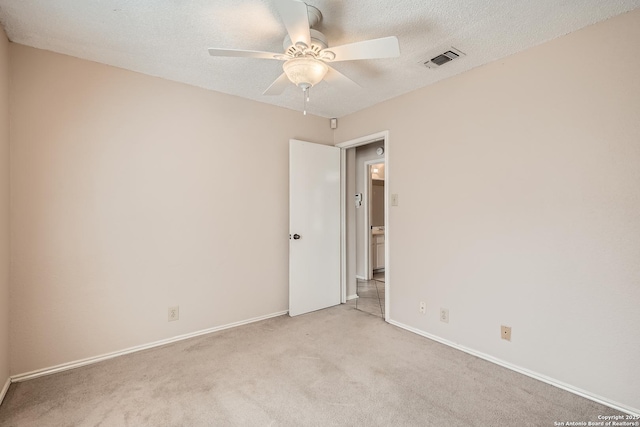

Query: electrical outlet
[440,308,449,323]
[419,301,426,314]
[168,306,179,322]
[501,325,511,341]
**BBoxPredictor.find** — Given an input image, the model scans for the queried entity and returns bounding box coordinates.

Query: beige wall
[337,9,640,411]
[9,44,333,374]
[0,28,9,390]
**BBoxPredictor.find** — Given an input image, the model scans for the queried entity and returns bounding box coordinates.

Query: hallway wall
[354,143,384,278]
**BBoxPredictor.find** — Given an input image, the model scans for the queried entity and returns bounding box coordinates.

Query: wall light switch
[391,194,399,206]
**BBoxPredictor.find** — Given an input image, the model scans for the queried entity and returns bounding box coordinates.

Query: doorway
[336,131,390,321]
[366,160,385,280]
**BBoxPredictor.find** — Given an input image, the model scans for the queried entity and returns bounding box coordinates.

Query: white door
[289,139,341,316]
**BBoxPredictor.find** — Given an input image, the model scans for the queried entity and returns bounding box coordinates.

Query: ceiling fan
[208,0,400,113]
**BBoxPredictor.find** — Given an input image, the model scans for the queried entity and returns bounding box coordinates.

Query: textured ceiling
[0,0,639,118]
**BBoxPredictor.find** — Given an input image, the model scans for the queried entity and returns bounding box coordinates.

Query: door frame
[336,131,390,321]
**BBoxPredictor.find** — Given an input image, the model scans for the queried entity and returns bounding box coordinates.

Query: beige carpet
[0,305,621,426]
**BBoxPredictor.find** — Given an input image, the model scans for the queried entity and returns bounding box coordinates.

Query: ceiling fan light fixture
[283,57,328,90]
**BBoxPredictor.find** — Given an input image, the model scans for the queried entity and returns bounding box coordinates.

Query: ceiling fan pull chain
[303,87,307,115]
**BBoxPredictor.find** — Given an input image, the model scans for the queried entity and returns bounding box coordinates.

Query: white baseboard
[356,275,366,280]
[346,294,359,301]
[0,376,10,406]
[387,319,639,417]
[12,310,288,383]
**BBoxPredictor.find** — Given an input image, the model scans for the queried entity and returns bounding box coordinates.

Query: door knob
[293,234,301,240]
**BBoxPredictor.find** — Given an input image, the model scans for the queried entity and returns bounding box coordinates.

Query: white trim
[383,133,390,321]
[336,131,390,322]
[335,131,389,149]
[387,319,640,417]
[346,294,359,301]
[0,377,10,406]
[11,310,288,383]
[339,148,347,304]
[355,275,367,280]
[364,161,370,280]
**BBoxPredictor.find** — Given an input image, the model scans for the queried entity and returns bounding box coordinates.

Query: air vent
[431,51,458,65]
[422,47,465,69]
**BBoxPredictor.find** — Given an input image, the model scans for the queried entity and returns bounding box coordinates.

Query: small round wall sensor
[376,147,384,155]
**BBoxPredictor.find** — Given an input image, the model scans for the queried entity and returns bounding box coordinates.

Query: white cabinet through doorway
[371,232,385,271]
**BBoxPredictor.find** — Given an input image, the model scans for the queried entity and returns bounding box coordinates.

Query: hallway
[346,272,385,318]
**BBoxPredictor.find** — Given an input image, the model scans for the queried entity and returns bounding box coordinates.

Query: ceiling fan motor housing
[283,29,328,54]
[306,5,322,28]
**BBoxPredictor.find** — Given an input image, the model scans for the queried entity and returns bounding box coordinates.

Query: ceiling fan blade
[208,48,284,60]
[274,0,311,47]
[323,36,400,62]
[324,66,361,90]
[263,73,291,96]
